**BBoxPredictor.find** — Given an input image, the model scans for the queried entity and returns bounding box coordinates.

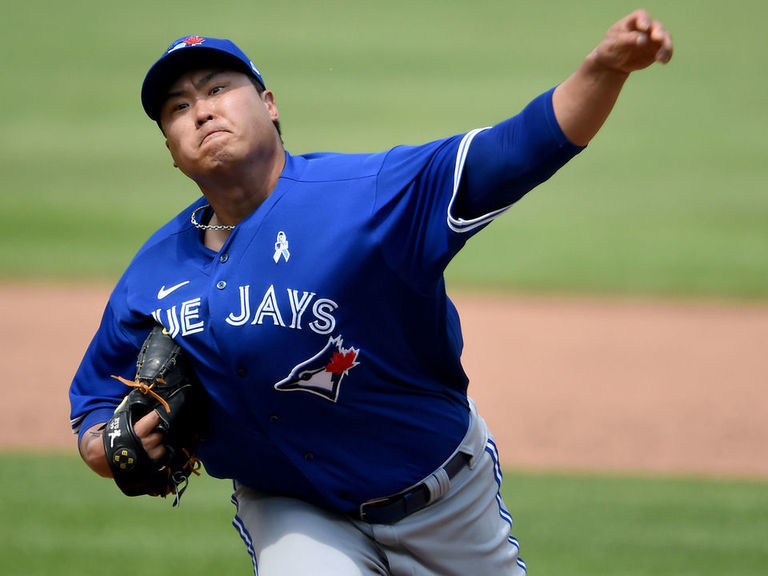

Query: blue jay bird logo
[274,336,359,402]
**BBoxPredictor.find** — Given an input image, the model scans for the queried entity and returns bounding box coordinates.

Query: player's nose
[194,100,216,126]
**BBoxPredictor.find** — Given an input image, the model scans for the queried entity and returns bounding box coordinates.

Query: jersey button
[269,414,279,423]
[219,254,229,263]
[303,452,315,462]
[216,280,227,290]
[237,367,248,378]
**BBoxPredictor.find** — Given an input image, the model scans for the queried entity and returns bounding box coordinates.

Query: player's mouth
[200,129,229,146]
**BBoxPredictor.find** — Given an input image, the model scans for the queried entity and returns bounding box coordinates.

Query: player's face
[160,68,280,179]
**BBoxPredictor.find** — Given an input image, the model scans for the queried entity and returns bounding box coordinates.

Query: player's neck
[203,227,230,252]
[197,148,286,226]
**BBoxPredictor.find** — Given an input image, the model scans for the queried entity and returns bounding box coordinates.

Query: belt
[357,451,470,524]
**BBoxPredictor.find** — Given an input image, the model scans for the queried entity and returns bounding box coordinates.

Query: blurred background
[1,1,766,574]
[2,0,765,296]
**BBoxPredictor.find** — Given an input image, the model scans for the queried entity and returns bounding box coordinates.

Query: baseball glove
[103,325,205,506]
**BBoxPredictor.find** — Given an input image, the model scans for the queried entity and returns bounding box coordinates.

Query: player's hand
[133,410,167,460]
[591,10,673,75]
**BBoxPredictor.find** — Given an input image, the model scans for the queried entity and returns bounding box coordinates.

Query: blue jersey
[70,89,580,513]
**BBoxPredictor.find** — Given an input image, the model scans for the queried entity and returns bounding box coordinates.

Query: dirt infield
[3,282,767,478]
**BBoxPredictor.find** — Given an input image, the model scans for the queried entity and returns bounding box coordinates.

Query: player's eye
[210,85,225,96]
[165,100,188,114]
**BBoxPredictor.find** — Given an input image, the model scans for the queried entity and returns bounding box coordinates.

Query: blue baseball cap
[141,35,266,121]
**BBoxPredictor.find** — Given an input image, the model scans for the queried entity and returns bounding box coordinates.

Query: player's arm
[552,10,673,146]
[79,423,112,477]
[452,10,672,221]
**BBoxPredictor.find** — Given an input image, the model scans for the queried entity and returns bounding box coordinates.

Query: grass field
[1,0,766,297]
[1,453,767,576]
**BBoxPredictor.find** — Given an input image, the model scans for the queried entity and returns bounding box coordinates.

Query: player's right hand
[592,10,673,75]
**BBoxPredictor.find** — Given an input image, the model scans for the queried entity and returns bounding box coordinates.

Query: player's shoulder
[284,133,465,183]
[127,198,204,263]
[153,198,203,238]
[283,150,388,183]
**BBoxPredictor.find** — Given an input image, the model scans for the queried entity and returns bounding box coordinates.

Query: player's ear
[261,90,280,122]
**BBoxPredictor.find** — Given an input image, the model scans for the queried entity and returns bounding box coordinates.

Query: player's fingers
[656,45,672,64]
[143,433,167,459]
[633,19,672,64]
[612,29,652,50]
[626,22,670,50]
[622,10,670,48]
[622,9,651,33]
[134,411,168,459]
[628,12,672,55]
[653,24,674,63]
[134,410,162,436]
[649,21,667,43]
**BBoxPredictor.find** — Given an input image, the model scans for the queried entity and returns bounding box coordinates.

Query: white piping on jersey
[70,415,85,434]
[447,127,517,234]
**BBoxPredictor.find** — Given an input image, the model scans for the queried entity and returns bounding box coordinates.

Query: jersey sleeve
[68,277,153,445]
[373,87,583,294]
[449,87,584,229]
[69,201,207,444]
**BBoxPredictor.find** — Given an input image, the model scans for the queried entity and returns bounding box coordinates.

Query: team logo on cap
[274,335,360,402]
[168,35,206,53]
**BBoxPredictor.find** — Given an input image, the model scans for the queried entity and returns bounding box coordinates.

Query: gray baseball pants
[231,402,527,575]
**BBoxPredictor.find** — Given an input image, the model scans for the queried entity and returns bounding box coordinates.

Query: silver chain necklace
[190,204,236,231]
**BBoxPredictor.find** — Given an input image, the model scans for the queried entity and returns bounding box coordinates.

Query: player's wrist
[582,48,631,83]
[79,423,113,478]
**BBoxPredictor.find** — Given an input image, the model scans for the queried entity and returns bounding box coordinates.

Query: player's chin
[201,134,244,158]
[201,152,242,176]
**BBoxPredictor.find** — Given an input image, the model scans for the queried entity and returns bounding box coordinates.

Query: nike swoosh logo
[157,281,190,300]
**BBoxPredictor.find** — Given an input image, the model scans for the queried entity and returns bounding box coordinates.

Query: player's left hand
[592,10,673,75]
[133,410,168,460]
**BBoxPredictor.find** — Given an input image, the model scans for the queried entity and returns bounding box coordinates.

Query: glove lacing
[111,375,172,413]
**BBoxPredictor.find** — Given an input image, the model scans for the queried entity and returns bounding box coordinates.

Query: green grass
[1,0,766,297]
[0,452,252,576]
[2,453,767,576]
[509,472,768,575]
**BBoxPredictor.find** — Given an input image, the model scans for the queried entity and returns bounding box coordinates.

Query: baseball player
[70,10,672,575]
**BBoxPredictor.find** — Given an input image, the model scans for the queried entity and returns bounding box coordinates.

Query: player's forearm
[79,423,113,478]
[552,51,629,147]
